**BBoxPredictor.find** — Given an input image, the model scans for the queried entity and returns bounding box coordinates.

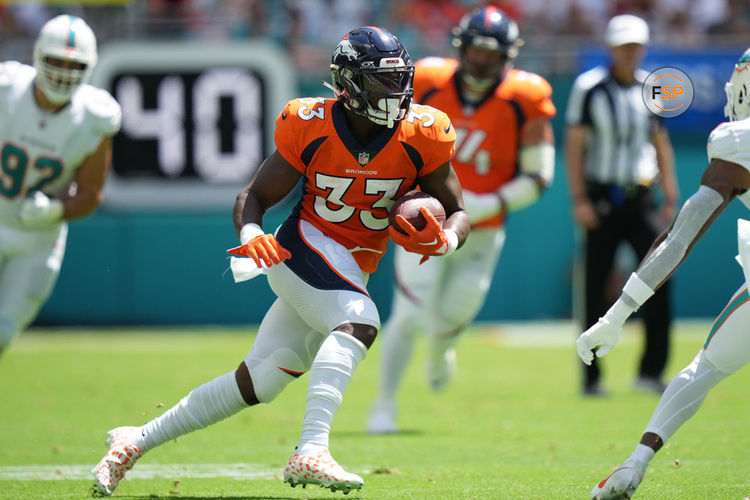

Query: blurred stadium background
[2,0,749,326]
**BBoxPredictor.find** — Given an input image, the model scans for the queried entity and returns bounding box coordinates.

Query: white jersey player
[577,48,750,499]
[0,15,121,357]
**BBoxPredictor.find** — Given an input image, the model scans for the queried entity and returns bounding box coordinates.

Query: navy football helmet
[326,26,414,128]
[452,6,523,90]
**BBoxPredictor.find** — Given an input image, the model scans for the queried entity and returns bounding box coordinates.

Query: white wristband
[239,223,264,245]
[442,229,459,257]
[622,272,655,306]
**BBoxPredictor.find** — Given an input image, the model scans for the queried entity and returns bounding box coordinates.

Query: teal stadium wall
[37,72,749,326]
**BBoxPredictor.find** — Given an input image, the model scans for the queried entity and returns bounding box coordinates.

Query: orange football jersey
[413,57,556,226]
[275,97,455,273]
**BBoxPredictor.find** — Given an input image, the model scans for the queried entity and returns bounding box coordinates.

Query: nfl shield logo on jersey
[358,152,370,166]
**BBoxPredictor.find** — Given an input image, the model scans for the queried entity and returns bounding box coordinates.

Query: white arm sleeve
[634,185,724,294]
[497,142,555,212]
[461,190,503,224]
[461,143,556,223]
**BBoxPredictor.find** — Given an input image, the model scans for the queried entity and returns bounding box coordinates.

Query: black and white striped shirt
[566,66,662,187]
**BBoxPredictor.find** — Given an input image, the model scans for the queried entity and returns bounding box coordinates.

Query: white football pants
[246,218,380,402]
[375,227,505,401]
[644,284,750,442]
[0,222,66,347]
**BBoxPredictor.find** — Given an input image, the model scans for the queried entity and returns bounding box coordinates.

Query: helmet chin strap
[321,80,339,97]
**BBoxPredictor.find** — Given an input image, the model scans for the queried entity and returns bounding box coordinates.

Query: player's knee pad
[696,348,734,379]
[675,351,728,392]
[433,284,488,334]
[432,301,478,336]
[245,346,310,403]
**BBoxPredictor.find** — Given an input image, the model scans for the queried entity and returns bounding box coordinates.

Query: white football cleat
[367,399,398,434]
[427,346,456,392]
[283,449,364,493]
[591,459,647,499]
[91,426,143,496]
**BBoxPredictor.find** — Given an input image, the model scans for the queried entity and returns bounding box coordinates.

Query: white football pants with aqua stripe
[643,284,750,442]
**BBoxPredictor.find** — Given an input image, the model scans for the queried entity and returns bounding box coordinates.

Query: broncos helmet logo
[333,40,359,63]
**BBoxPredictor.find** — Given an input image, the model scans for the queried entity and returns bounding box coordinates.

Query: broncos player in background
[578,48,750,499]
[92,27,469,496]
[0,15,120,358]
[368,6,555,434]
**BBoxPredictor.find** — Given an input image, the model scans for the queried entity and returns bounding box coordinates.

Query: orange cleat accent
[283,449,363,493]
[91,427,143,496]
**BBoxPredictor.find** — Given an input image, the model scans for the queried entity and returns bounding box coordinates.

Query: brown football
[389,190,446,235]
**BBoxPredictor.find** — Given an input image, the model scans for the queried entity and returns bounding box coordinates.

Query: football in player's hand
[389,190,446,235]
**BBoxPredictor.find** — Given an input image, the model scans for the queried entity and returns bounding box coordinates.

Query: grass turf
[1,321,749,499]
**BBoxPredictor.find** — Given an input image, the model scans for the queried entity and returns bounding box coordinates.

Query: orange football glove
[227,234,291,268]
[388,206,449,264]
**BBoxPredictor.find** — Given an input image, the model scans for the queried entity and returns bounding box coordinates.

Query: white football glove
[18,191,64,228]
[576,317,623,366]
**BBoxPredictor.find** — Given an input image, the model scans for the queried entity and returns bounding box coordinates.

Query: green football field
[1,321,749,499]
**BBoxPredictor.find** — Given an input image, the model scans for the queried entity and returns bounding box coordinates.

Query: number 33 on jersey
[275,97,455,273]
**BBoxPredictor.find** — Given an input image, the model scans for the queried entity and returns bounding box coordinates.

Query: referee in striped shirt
[565,15,679,396]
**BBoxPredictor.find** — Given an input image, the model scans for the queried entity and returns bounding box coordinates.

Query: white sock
[375,322,417,405]
[644,352,726,443]
[297,331,367,455]
[135,371,247,452]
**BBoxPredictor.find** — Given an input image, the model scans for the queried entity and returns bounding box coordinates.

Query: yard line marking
[0,463,374,481]
[0,463,280,481]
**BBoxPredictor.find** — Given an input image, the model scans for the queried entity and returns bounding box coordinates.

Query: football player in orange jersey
[368,6,556,434]
[92,27,469,496]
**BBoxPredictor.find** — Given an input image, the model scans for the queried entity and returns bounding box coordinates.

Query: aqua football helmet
[725,48,750,121]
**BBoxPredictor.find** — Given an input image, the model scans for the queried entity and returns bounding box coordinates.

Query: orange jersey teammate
[369,6,556,434]
[413,57,555,226]
[92,27,469,496]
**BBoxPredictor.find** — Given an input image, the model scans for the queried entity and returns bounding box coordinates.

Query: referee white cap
[605,14,649,47]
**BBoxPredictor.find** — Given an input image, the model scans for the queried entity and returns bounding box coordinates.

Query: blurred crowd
[2,0,749,76]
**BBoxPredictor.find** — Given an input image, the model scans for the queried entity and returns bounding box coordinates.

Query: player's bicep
[73,136,113,198]
[521,118,554,147]
[701,158,750,200]
[247,149,303,210]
